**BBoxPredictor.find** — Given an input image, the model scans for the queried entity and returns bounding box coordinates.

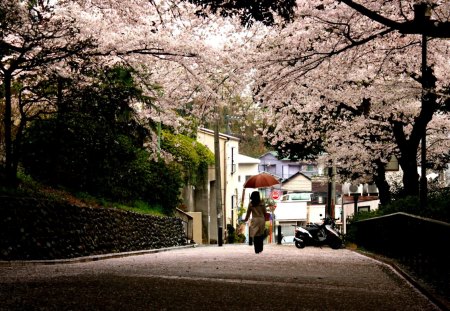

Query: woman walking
[244,191,266,254]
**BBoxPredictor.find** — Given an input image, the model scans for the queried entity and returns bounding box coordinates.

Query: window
[231,147,236,174]
[358,206,370,212]
[282,193,312,201]
[282,165,289,179]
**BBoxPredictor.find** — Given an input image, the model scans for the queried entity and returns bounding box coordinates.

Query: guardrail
[175,208,194,244]
[349,212,449,299]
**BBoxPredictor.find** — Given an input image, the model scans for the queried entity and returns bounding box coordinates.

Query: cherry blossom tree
[0,0,98,184]
[249,1,450,201]
[187,0,296,26]
[1,0,258,186]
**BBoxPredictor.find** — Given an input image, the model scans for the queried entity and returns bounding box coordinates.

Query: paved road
[0,244,442,311]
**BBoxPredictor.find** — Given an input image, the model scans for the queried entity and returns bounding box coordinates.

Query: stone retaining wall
[0,197,186,260]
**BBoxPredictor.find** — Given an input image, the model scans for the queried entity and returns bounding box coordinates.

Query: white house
[196,128,241,244]
[236,153,260,214]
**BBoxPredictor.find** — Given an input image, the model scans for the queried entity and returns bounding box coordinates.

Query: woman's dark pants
[253,235,264,253]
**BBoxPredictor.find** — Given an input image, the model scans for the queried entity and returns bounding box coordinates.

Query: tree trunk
[392,119,421,197]
[2,72,17,186]
[398,152,420,197]
[374,160,391,206]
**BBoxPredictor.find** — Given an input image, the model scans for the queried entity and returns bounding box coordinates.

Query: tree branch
[339,0,404,30]
[340,0,450,38]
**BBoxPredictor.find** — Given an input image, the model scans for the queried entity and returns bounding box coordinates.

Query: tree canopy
[1,0,450,206]
[250,1,450,202]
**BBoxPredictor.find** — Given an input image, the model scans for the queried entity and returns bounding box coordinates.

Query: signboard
[271,190,280,200]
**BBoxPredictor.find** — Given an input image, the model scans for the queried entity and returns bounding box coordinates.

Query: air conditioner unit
[366,184,378,195]
[348,184,361,195]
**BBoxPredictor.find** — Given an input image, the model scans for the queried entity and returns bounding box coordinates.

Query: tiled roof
[312,181,343,194]
[341,195,379,204]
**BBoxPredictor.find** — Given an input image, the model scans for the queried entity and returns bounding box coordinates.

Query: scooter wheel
[329,238,342,250]
[295,241,305,249]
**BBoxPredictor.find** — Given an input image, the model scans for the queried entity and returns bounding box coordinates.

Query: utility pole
[414,2,432,210]
[214,105,223,246]
[420,30,428,210]
[326,166,336,218]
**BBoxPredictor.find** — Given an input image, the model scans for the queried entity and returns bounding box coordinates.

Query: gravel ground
[0,244,445,311]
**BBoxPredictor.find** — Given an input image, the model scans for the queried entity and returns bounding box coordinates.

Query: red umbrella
[243,172,280,189]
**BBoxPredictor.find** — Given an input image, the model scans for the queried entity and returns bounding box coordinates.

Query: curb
[0,244,197,266]
[354,249,449,311]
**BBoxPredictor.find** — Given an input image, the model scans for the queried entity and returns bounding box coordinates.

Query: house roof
[237,153,260,164]
[259,150,319,163]
[312,181,343,195]
[282,171,311,183]
[197,127,240,141]
[259,150,289,160]
[259,151,277,158]
[341,195,379,204]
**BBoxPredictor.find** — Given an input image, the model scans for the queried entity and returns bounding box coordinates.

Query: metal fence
[349,212,450,299]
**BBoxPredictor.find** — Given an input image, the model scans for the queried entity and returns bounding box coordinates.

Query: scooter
[293,216,342,249]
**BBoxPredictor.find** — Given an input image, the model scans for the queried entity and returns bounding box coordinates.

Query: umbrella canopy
[243,172,280,189]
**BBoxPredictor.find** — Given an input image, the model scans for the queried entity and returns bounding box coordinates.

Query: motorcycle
[293,216,342,249]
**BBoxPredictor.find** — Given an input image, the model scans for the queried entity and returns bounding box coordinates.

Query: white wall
[308,205,326,223]
[236,153,260,220]
[197,128,240,242]
[225,140,240,226]
[274,201,307,221]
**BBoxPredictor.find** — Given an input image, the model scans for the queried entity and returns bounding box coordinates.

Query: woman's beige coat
[244,200,266,238]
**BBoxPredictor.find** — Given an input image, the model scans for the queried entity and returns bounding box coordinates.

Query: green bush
[236,233,246,243]
[427,188,450,223]
[350,191,450,225]
[161,130,214,187]
[18,66,190,214]
[226,224,246,244]
[20,118,184,214]
[379,196,422,216]
[346,191,450,244]
[227,224,236,243]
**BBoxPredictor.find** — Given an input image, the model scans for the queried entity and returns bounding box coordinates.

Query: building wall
[237,162,260,218]
[274,201,307,222]
[259,151,319,179]
[196,128,240,243]
[193,174,211,244]
[224,139,240,231]
[259,153,281,176]
[308,204,326,224]
[187,212,202,245]
[282,174,312,192]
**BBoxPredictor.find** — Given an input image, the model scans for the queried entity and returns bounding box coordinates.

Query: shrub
[161,130,214,187]
[19,66,187,214]
[226,224,236,243]
[352,191,450,224]
[379,195,422,216]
